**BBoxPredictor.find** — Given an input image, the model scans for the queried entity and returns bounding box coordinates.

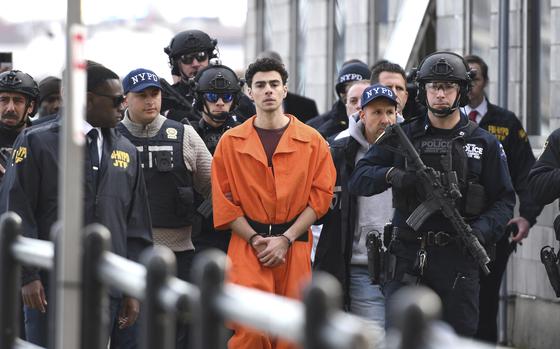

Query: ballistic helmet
[193,64,242,121]
[415,51,474,108]
[0,70,39,116]
[164,30,217,62]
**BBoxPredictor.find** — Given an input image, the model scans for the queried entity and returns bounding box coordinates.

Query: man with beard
[0,70,38,180]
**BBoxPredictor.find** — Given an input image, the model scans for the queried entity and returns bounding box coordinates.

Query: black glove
[387,168,417,190]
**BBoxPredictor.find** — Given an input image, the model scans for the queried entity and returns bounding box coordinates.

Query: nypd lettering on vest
[464,143,483,159]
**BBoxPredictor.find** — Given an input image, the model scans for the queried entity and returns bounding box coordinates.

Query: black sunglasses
[91,92,125,108]
[180,52,208,65]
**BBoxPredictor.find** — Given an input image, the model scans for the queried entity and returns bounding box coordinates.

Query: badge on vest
[166,128,178,140]
[111,150,130,169]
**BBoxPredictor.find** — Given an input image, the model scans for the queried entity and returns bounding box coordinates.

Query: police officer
[117,68,212,349]
[2,61,153,347]
[162,29,218,122]
[348,52,515,337]
[307,61,371,138]
[191,64,242,155]
[462,54,544,343]
[188,64,243,254]
[37,76,62,118]
[0,70,38,179]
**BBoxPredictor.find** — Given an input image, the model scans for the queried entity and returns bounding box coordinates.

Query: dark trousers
[109,297,139,349]
[23,305,48,346]
[175,249,195,349]
[384,240,480,337]
[23,281,52,347]
[475,235,514,343]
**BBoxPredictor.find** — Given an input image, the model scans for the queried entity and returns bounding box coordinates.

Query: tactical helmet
[193,64,243,121]
[0,70,39,117]
[335,62,370,96]
[415,51,474,107]
[164,30,218,68]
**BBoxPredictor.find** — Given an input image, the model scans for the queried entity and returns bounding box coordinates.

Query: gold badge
[14,146,27,164]
[111,150,130,169]
[166,128,178,140]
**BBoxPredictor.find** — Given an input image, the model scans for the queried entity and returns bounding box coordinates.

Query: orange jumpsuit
[212,114,336,349]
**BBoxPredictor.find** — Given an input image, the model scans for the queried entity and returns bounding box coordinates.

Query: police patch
[464,143,483,159]
[166,128,178,140]
[111,150,130,169]
[13,146,27,164]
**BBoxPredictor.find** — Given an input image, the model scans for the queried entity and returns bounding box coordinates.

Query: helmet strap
[426,93,461,118]
[202,102,228,123]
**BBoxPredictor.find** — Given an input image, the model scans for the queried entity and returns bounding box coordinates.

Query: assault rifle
[160,78,200,122]
[377,123,491,275]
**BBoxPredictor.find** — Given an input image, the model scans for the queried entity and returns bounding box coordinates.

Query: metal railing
[1,211,501,349]
[0,212,370,349]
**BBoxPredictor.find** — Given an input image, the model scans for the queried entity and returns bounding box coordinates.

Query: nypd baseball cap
[123,68,161,94]
[360,83,398,109]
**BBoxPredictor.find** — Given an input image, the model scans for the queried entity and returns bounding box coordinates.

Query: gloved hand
[386,168,417,190]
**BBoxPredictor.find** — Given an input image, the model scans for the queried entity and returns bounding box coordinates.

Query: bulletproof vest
[393,121,483,217]
[195,117,239,155]
[117,119,194,228]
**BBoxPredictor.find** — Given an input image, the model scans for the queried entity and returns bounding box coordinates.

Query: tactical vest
[195,117,239,155]
[117,119,194,228]
[393,121,486,218]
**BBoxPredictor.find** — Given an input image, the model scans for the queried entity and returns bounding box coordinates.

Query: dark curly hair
[245,58,288,88]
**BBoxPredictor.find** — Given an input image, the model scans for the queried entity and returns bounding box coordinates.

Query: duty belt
[246,217,308,242]
[393,227,455,247]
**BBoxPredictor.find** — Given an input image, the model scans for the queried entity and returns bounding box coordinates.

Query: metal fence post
[0,212,23,349]
[81,224,111,349]
[191,250,227,349]
[390,286,441,349]
[140,246,177,349]
[303,272,342,349]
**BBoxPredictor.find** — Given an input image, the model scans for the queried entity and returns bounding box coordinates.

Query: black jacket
[3,121,153,286]
[529,128,560,206]
[313,135,360,306]
[306,100,348,139]
[284,92,319,124]
[479,102,543,225]
[348,113,515,243]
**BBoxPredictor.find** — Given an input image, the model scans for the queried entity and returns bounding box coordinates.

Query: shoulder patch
[13,146,27,164]
[518,128,528,141]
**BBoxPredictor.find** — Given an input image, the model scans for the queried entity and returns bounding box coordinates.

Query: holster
[366,231,383,284]
[541,246,560,297]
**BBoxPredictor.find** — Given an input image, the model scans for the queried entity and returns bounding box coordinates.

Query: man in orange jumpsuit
[212,57,336,349]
